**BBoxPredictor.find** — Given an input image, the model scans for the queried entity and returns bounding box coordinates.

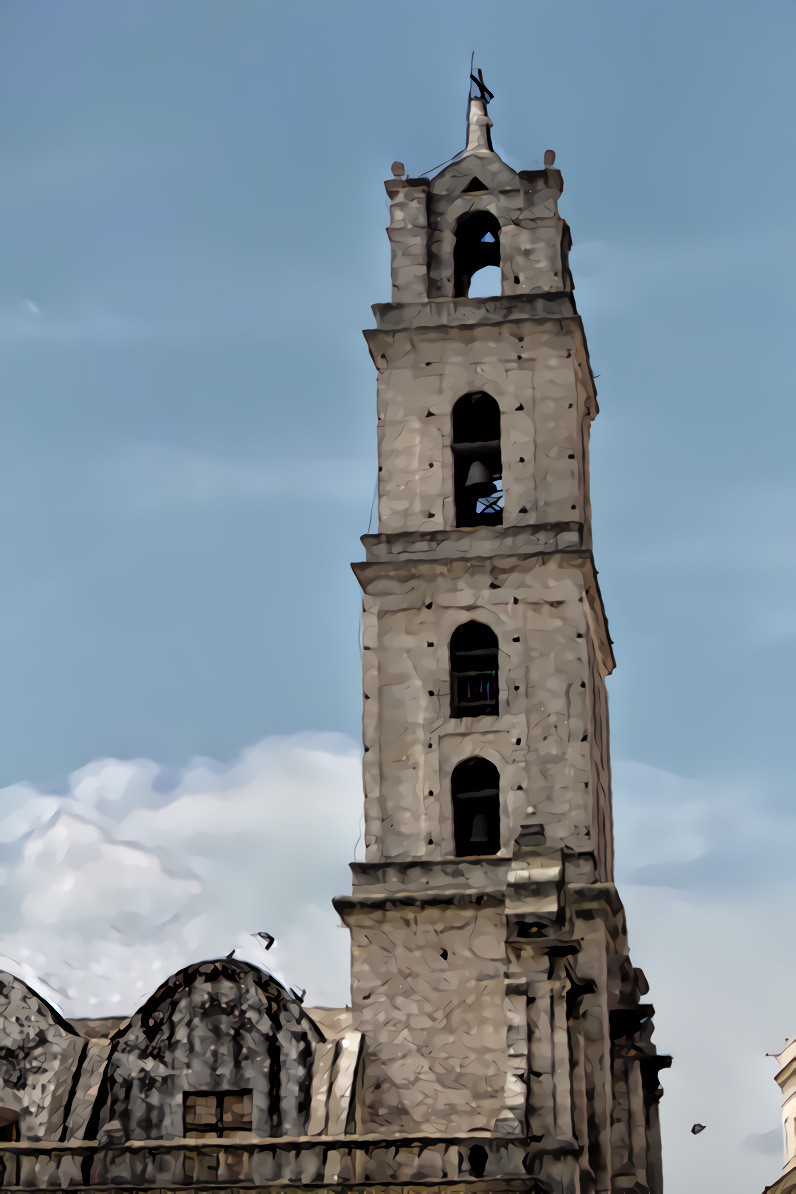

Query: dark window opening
[452,392,503,527]
[450,621,499,717]
[453,210,501,298]
[183,1090,252,1138]
[451,757,500,856]
[0,1110,19,1142]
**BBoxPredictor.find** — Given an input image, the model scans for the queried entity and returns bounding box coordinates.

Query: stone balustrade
[0,1132,553,1190]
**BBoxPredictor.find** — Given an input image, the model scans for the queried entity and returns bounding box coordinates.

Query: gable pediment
[430,150,521,198]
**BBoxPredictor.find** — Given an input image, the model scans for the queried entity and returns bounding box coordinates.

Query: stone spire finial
[466,65,494,152]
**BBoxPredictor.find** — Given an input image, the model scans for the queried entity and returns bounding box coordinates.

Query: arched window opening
[450,621,499,717]
[451,757,500,857]
[453,211,501,298]
[452,392,503,527]
[0,1108,20,1143]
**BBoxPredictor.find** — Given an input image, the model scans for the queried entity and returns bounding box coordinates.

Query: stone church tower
[0,81,669,1194]
[336,84,670,1193]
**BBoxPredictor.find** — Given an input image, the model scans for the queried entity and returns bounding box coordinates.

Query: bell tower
[335,79,669,1194]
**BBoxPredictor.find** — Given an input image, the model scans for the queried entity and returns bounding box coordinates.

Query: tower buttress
[335,82,668,1194]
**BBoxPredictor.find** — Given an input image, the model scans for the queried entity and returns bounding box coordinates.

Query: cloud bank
[0,733,363,1015]
[0,738,792,1194]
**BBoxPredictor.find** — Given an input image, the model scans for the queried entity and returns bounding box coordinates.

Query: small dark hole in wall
[468,1145,488,1178]
[440,949,448,960]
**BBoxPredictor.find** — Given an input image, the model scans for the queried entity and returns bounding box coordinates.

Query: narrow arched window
[450,621,498,717]
[451,757,500,857]
[452,392,503,527]
[0,1108,20,1142]
[453,211,501,298]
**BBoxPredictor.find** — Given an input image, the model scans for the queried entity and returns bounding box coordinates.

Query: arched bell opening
[451,757,500,857]
[449,621,499,718]
[0,1108,20,1142]
[452,392,503,527]
[453,210,501,298]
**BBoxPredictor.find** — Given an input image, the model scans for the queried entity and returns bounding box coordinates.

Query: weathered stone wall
[364,318,590,538]
[0,972,82,1142]
[345,899,510,1134]
[386,151,570,303]
[357,553,610,863]
[94,961,321,1141]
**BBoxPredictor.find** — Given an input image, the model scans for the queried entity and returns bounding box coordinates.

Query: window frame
[183,1089,253,1139]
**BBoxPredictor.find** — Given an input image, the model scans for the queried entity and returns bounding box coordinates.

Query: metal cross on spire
[466,56,494,151]
[469,57,494,106]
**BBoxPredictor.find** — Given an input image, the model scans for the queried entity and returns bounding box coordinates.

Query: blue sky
[0,3,795,1193]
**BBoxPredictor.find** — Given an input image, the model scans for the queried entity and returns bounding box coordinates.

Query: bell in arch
[464,460,496,496]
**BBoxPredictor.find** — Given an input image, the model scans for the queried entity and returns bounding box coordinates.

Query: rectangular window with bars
[183,1090,253,1138]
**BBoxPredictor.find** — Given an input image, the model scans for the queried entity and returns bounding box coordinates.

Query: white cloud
[0,744,792,1194]
[0,733,363,1014]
